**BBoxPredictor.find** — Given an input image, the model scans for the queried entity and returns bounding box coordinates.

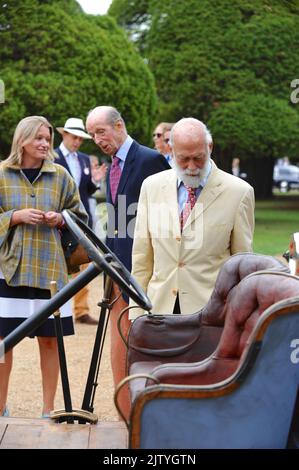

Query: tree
[0,0,157,157]
[109,0,151,53]
[209,94,299,198]
[110,0,299,197]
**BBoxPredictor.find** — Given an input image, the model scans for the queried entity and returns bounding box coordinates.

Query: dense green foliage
[0,0,157,157]
[110,0,299,197]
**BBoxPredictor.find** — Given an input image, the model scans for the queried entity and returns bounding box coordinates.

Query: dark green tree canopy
[109,0,151,52]
[111,0,299,120]
[110,0,299,197]
[0,0,157,157]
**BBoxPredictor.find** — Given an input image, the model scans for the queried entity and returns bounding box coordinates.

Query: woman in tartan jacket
[0,116,88,418]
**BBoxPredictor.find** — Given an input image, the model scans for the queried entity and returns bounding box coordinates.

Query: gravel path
[7,273,119,421]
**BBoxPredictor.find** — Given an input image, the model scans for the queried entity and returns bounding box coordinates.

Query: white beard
[172,157,211,188]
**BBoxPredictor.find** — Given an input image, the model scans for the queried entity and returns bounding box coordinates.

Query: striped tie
[109,156,121,204]
[180,186,197,231]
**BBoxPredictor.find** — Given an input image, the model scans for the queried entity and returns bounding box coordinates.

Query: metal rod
[81,276,113,412]
[51,281,74,422]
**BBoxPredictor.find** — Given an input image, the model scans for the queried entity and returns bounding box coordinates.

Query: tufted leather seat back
[201,253,289,327]
[146,272,299,388]
[127,253,289,369]
[217,272,299,360]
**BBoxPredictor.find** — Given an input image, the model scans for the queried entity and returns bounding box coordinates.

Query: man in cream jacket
[130,117,255,319]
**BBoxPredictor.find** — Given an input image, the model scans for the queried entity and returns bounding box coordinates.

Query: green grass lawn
[253,197,299,255]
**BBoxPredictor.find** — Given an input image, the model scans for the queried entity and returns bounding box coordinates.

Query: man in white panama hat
[55,118,107,325]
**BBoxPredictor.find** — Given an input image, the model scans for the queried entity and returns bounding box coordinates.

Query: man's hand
[92,162,108,183]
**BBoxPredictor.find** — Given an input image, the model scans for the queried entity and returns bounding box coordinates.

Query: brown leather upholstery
[144,272,299,389]
[126,254,289,403]
[128,275,299,449]
[127,253,289,369]
[201,252,289,326]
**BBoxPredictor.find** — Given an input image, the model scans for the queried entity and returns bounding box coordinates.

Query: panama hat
[56,118,91,139]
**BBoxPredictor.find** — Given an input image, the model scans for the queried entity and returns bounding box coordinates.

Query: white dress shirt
[114,135,134,171]
[59,142,82,187]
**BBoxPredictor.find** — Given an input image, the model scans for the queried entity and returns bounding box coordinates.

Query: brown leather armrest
[146,356,238,387]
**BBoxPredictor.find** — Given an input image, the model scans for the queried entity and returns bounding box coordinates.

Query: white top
[114,135,134,171]
[59,142,81,187]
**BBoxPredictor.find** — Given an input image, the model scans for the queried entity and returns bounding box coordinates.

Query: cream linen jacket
[129,160,255,319]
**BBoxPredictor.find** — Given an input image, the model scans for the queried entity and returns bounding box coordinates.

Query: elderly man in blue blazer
[55,118,107,325]
[86,106,170,418]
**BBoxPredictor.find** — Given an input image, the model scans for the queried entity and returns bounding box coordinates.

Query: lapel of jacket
[55,148,70,174]
[183,160,224,231]
[106,165,112,204]
[113,140,137,206]
[77,152,84,172]
[161,169,181,236]
[77,152,89,189]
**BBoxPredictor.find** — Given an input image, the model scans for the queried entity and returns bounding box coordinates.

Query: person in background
[232,157,248,181]
[89,155,108,242]
[163,127,174,166]
[55,118,107,325]
[86,105,170,419]
[232,157,240,177]
[130,117,255,319]
[153,122,174,165]
[0,116,87,417]
[88,155,99,232]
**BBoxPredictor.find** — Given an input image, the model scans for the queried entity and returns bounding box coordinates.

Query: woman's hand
[44,211,63,228]
[11,209,45,226]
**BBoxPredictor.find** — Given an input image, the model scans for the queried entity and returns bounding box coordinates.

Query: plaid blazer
[0,160,88,290]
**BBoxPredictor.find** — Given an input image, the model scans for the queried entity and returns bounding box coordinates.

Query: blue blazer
[106,140,170,274]
[55,148,97,227]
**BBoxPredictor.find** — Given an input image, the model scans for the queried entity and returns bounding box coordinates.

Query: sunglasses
[153,133,162,138]
[164,138,170,144]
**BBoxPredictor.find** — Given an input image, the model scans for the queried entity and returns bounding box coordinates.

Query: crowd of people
[0,108,255,419]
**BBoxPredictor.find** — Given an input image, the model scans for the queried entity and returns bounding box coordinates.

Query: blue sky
[76,1,112,15]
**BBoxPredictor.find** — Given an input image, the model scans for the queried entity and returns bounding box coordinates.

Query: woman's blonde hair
[4,115,56,166]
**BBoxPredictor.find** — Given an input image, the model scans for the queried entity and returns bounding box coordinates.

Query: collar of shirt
[59,142,75,158]
[177,159,212,213]
[113,135,133,171]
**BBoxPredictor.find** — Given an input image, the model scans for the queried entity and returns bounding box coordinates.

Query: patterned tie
[180,186,197,232]
[109,156,122,204]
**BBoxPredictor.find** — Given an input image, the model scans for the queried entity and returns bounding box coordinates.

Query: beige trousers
[72,264,90,319]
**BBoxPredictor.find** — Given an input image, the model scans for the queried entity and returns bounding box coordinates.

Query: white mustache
[184,170,201,176]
